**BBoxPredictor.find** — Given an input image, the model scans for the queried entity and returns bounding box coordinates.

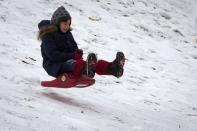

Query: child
[38,6,125,79]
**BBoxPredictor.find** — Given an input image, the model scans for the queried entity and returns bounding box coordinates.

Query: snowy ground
[0,0,197,131]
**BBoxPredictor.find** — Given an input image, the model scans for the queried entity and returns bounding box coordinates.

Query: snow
[0,0,197,131]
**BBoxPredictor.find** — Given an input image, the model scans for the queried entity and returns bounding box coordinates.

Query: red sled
[41,73,95,88]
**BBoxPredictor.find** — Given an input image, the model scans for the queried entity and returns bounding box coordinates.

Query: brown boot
[83,53,97,78]
[108,52,125,78]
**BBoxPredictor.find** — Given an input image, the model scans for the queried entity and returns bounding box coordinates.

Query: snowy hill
[0,0,197,131]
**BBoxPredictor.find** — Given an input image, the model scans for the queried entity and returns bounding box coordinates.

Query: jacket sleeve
[69,32,78,50]
[41,33,75,62]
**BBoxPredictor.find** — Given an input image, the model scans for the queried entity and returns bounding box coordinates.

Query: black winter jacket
[39,20,78,77]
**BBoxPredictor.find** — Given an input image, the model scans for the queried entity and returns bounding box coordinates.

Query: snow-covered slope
[0,0,197,131]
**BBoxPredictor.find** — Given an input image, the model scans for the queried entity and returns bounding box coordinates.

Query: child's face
[59,20,71,33]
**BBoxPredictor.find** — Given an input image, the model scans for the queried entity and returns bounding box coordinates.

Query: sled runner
[41,73,95,88]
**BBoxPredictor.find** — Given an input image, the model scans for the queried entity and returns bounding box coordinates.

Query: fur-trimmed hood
[37,20,58,40]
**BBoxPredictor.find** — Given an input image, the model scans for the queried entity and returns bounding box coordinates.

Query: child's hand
[74,49,83,60]
[76,49,83,55]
